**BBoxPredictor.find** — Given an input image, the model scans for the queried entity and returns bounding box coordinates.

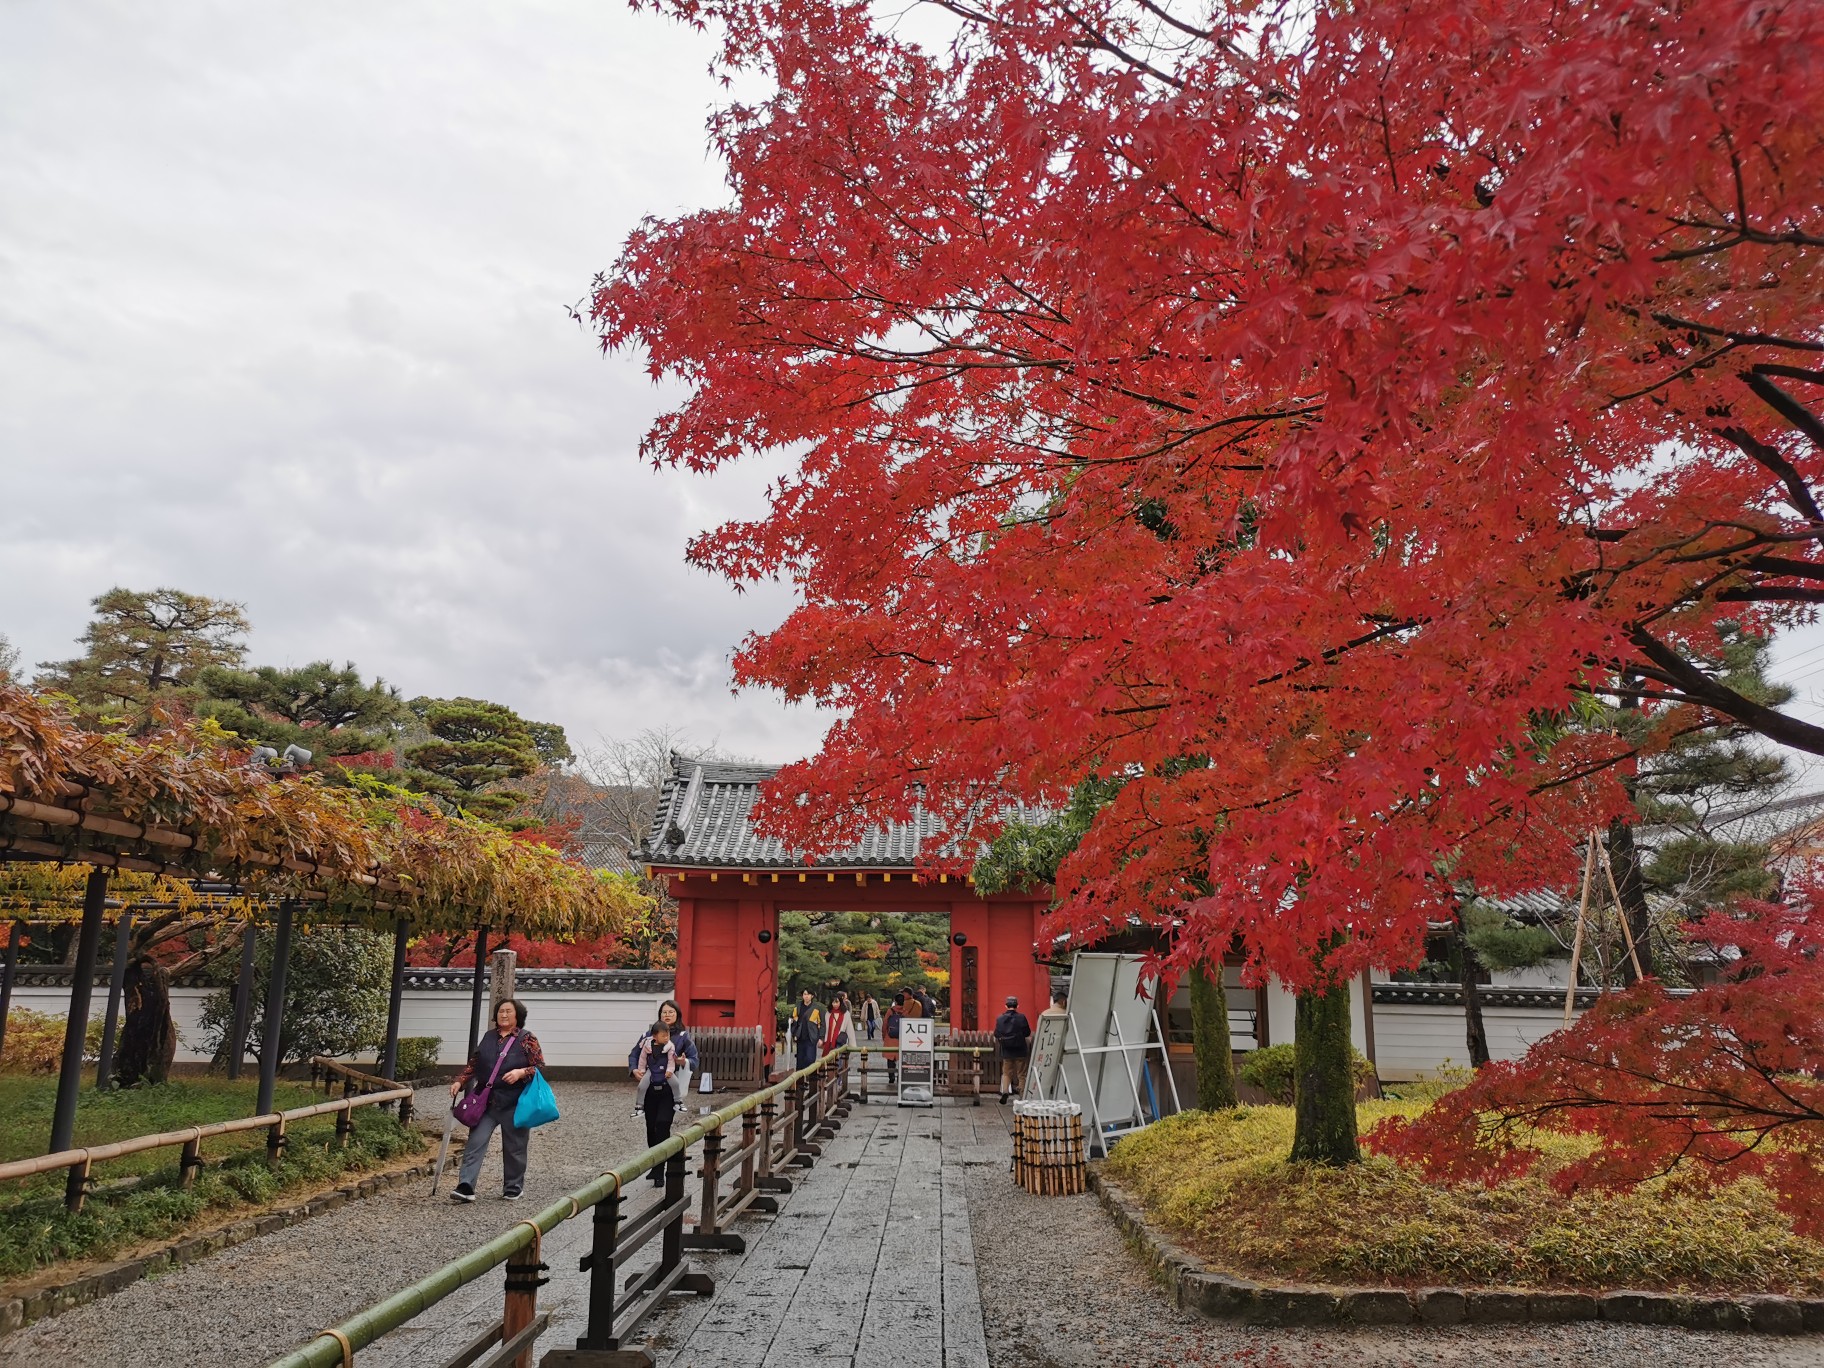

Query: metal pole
[380,916,408,1081]
[0,919,22,1067]
[226,920,257,1080]
[50,870,110,1155]
[467,925,489,1059]
[256,900,296,1117]
[94,912,134,1090]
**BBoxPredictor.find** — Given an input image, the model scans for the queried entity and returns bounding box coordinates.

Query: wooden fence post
[502,1222,547,1368]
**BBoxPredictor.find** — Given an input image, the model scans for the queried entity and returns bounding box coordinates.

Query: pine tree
[36,587,248,712]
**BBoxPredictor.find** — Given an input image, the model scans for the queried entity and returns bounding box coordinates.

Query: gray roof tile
[643,754,1040,869]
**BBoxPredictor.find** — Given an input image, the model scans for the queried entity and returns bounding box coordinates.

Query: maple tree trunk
[1606,819,1655,983]
[1187,962,1236,1110]
[1456,913,1491,1069]
[1289,967,1360,1167]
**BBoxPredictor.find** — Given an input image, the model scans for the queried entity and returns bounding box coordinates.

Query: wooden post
[576,1182,622,1350]
[501,1223,546,1368]
[256,900,296,1119]
[179,1132,203,1189]
[859,1047,869,1103]
[95,912,133,1089]
[226,920,257,1080]
[660,1151,687,1275]
[466,925,490,1059]
[64,1154,92,1213]
[695,1124,723,1240]
[0,919,22,1068]
[1563,835,1596,1028]
[379,915,409,1085]
[50,870,109,1156]
[266,1115,287,1168]
[489,946,517,1022]
[1595,839,1647,982]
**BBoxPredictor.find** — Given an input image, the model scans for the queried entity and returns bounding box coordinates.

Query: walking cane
[430,1109,458,1195]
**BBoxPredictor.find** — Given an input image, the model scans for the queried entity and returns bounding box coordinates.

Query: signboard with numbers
[897,1017,934,1105]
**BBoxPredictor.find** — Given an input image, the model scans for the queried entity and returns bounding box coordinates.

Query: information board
[1025,1011,1069,1101]
[898,1017,935,1105]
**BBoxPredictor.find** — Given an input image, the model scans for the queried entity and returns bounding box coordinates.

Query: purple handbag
[452,1032,516,1128]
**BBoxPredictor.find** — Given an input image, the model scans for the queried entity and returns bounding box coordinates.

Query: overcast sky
[7,3,1824,790]
[0,1,825,766]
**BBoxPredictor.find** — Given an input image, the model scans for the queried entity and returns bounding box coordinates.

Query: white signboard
[898,1017,935,1106]
[1026,1011,1069,1101]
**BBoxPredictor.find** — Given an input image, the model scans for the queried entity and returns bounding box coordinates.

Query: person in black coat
[993,995,1032,1102]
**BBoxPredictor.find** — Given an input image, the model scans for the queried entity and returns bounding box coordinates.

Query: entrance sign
[898,1017,935,1105]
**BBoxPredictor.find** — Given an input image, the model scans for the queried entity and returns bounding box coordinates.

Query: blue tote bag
[514,1070,560,1128]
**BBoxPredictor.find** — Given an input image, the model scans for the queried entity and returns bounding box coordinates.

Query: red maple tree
[1365,893,1824,1234]
[594,0,1824,989]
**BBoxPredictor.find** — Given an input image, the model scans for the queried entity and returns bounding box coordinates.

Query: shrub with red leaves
[1366,895,1824,1235]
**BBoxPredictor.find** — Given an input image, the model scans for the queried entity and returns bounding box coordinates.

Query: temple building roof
[641,754,1037,871]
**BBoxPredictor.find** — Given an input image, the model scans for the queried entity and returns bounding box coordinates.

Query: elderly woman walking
[448,998,543,1202]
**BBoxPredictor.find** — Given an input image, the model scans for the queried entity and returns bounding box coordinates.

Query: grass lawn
[1103,1101,1824,1296]
[0,1072,425,1280]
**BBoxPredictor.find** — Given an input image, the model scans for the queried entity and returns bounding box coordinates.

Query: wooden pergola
[0,684,641,1158]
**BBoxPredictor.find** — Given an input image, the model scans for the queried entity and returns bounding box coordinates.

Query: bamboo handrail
[267,1049,857,1368]
[0,1084,411,1185]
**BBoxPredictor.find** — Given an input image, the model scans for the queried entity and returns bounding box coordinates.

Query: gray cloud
[0,0,829,761]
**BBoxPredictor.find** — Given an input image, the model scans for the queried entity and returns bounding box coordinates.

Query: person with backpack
[993,995,1032,1103]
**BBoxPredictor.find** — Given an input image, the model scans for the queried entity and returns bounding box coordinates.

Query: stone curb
[1086,1171,1823,1337]
[0,1160,437,1337]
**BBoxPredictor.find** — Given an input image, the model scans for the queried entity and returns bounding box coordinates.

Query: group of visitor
[447,996,700,1200]
[444,980,1049,1199]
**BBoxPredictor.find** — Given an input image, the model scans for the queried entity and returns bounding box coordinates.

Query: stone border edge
[1086,1171,1823,1337]
[0,1160,438,1337]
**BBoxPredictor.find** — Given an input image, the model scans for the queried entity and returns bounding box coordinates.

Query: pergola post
[466,924,489,1060]
[0,919,22,1067]
[255,900,296,1118]
[50,870,110,1155]
[94,911,134,1089]
[226,919,257,1080]
[379,915,408,1083]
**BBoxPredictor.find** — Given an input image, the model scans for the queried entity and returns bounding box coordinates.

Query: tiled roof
[642,754,1036,870]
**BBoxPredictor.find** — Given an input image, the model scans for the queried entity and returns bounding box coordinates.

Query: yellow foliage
[1103,1105,1824,1294]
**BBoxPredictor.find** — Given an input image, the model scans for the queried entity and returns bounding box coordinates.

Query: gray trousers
[458,1109,529,1194]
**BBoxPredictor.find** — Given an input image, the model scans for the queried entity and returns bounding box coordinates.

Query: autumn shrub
[1237,1043,1375,1104]
[1102,1105,1824,1294]
[0,1009,103,1074]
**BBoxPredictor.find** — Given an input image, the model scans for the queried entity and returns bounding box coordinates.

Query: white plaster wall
[1371,1000,1580,1078]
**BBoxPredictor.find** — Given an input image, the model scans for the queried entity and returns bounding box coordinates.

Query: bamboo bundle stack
[1010,1100,1085,1195]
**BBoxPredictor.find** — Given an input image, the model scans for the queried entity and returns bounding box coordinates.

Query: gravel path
[0,1080,650,1368]
[962,1111,1824,1368]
